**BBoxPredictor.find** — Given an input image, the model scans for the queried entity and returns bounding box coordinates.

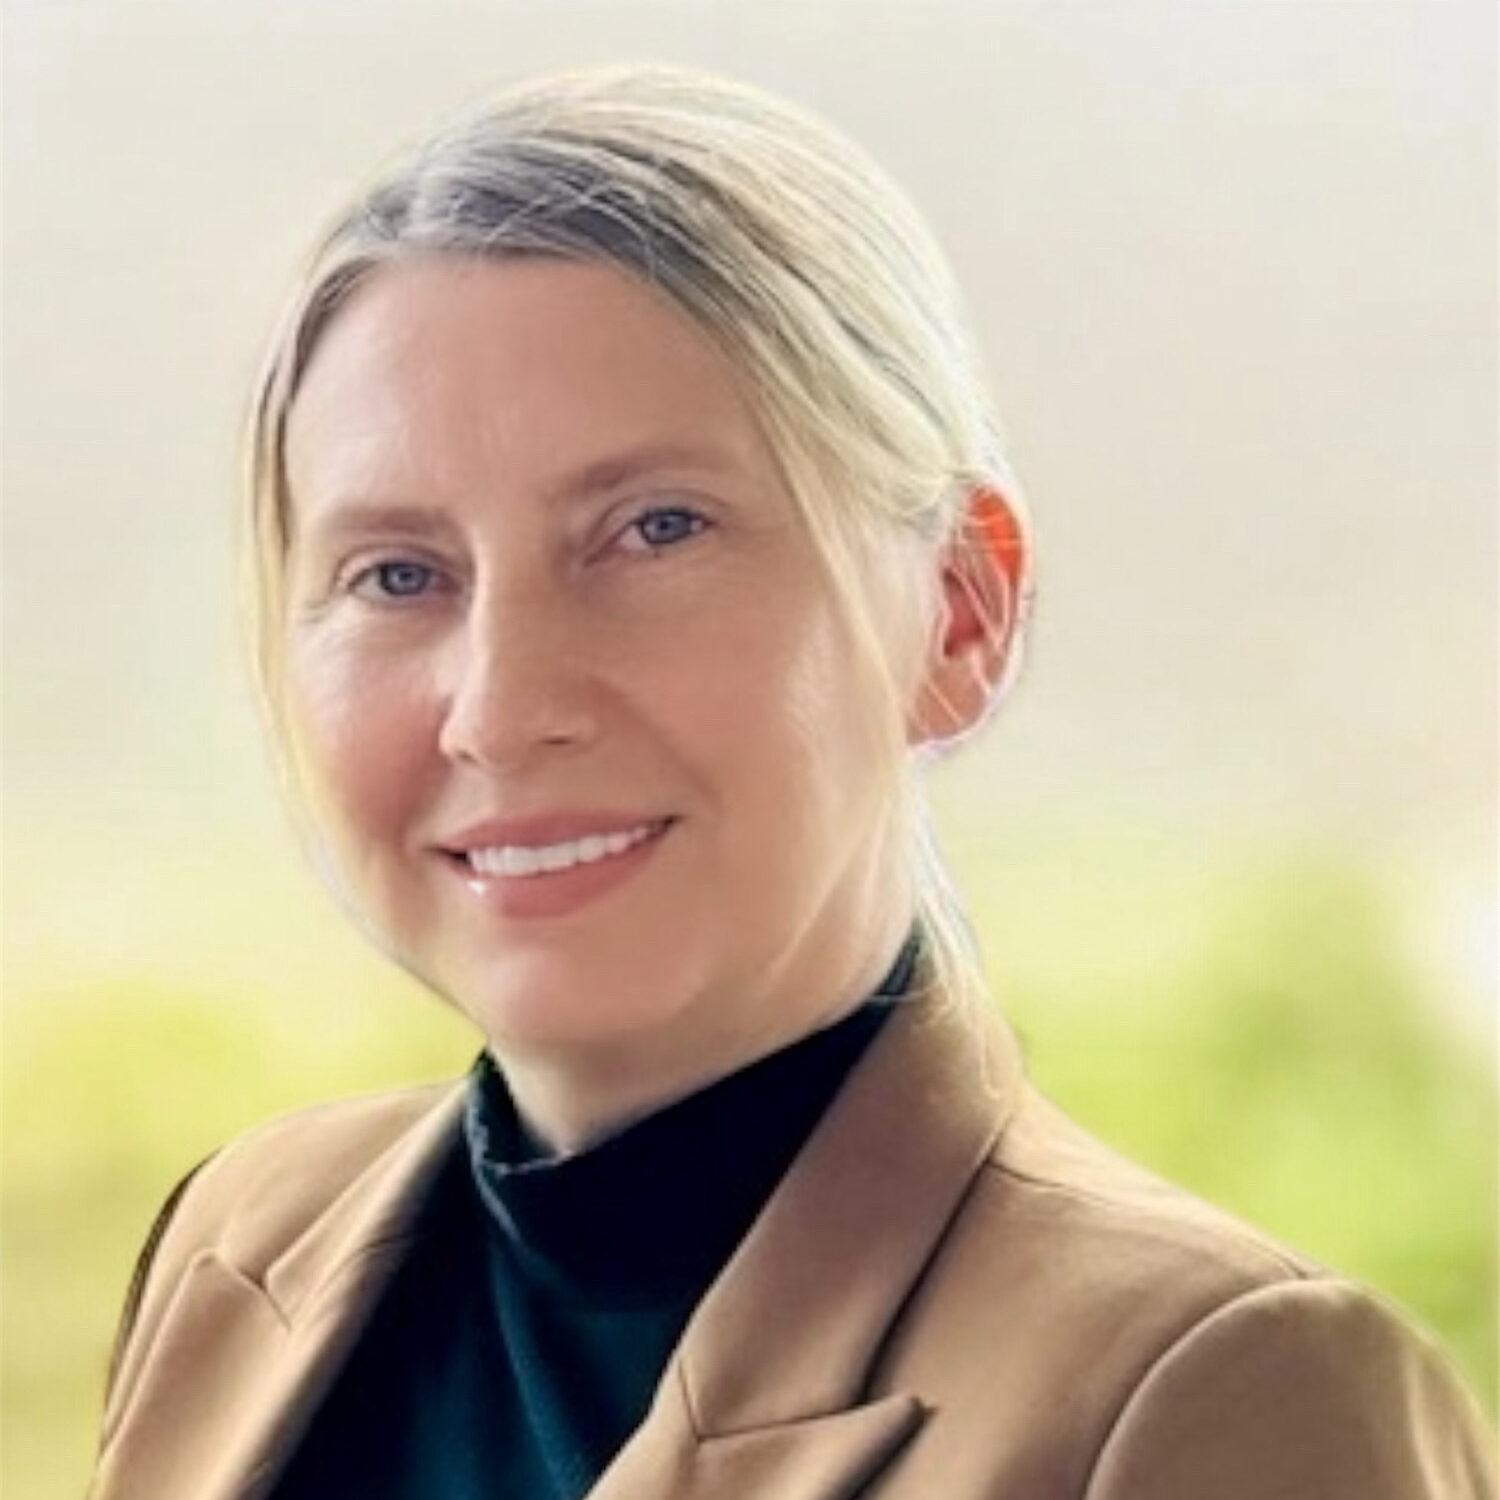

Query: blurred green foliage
[4,840,1494,1500]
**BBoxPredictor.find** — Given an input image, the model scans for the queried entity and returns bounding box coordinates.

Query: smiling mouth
[459,819,672,879]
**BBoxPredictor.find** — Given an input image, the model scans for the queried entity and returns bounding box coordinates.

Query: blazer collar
[264,1084,466,1323]
[679,987,1020,1430]
[92,1086,468,1500]
[99,982,1023,1500]
[588,985,1024,1500]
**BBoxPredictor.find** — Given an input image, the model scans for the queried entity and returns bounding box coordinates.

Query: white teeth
[466,822,661,879]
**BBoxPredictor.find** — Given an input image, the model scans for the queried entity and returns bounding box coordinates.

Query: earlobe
[906,485,1031,749]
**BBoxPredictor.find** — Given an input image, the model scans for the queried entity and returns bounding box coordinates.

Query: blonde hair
[247,64,1032,1010]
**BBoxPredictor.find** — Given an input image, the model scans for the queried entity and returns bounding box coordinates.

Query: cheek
[283,634,437,846]
[788,587,911,754]
[697,599,900,818]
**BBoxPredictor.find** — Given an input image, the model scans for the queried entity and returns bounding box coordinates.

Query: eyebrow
[294,439,750,546]
[538,440,748,505]
[291,502,459,551]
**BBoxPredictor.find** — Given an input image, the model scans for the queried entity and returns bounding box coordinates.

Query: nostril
[436,667,600,769]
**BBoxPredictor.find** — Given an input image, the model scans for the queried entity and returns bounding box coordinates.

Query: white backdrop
[6,0,1495,1017]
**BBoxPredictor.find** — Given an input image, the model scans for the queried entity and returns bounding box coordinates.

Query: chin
[444,947,699,1057]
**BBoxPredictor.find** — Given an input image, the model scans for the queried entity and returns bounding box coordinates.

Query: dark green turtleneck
[273,940,914,1500]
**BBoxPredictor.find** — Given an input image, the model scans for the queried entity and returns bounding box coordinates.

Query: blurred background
[4,2,1495,1495]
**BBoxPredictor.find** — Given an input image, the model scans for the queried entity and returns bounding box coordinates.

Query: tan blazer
[90,987,1497,1500]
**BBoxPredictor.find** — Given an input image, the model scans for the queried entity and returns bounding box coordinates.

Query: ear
[906,485,1031,748]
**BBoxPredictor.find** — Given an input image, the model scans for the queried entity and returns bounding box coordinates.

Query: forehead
[283,256,781,517]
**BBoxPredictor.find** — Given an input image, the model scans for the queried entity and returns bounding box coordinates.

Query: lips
[443,813,675,921]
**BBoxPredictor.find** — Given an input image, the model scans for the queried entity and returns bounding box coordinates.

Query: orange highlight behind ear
[968,488,1027,596]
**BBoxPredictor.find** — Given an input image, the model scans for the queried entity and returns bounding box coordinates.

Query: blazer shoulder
[1084,1277,1500,1498]
[99,1079,462,1444]
[882,1083,1307,1412]
[876,1080,1495,1496]
[167,1080,462,1268]
[886,1081,1324,1424]
[977,1083,1316,1291]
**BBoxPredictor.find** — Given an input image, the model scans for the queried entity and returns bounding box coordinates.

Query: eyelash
[617,505,709,553]
[340,506,709,601]
[347,558,444,602]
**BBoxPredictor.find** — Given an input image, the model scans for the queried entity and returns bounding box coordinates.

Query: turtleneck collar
[462,935,919,1307]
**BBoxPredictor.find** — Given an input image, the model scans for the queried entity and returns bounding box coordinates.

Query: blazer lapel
[92,1087,467,1500]
[96,982,1024,1500]
[589,1371,924,1500]
[588,989,1025,1500]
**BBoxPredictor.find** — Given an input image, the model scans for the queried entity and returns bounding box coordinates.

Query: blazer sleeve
[1084,1278,1498,1500]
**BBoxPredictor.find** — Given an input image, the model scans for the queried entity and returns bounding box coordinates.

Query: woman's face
[281,257,930,1138]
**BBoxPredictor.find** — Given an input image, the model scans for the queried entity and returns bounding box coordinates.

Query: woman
[90,66,1494,1500]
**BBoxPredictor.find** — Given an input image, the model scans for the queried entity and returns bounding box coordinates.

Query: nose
[437,583,600,771]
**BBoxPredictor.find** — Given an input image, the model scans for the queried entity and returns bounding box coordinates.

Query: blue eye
[629,507,707,551]
[358,560,437,598]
